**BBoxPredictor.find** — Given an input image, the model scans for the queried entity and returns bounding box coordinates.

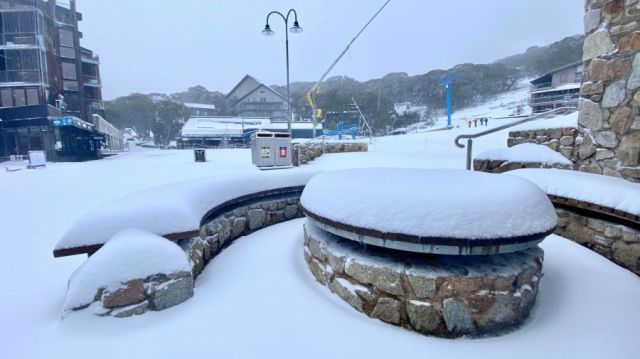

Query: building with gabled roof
[226,75,289,123]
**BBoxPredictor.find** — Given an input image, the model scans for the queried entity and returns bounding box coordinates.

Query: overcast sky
[76,0,584,100]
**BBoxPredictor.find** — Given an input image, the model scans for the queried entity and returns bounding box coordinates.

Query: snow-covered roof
[511,112,578,131]
[184,103,216,110]
[530,83,580,94]
[475,143,572,166]
[507,169,640,217]
[181,117,320,137]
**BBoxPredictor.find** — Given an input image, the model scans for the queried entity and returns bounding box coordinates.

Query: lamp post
[261,9,303,134]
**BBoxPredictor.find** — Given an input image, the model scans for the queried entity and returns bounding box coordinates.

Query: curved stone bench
[508,169,640,275]
[55,170,319,317]
[299,168,556,337]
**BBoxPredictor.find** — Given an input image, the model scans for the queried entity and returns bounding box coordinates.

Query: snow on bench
[475,143,573,166]
[507,169,640,222]
[54,169,319,257]
[300,168,557,255]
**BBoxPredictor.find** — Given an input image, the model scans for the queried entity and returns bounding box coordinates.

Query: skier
[485,117,489,126]
[473,118,478,127]
[468,119,472,128]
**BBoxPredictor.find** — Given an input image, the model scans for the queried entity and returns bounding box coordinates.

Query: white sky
[76,0,584,99]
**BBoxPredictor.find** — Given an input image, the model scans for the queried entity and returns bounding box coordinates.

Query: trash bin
[194,149,206,162]
[251,132,292,169]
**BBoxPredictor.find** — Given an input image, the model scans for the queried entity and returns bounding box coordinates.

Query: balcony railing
[0,33,43,47]
[0,69,42,83]
[82,75,101,87]
[530,82,552,91]
[530,93,579,105]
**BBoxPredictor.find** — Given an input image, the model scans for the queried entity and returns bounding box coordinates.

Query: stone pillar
[579,0,640,181]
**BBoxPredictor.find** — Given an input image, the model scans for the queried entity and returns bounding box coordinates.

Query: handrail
[454,107,577,170]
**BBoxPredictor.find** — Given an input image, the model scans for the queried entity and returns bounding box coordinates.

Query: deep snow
[0,88,637,359]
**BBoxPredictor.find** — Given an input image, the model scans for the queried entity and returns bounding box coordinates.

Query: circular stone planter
[303,222,544,338]
[300,168,556,337]
[300,168,557,255]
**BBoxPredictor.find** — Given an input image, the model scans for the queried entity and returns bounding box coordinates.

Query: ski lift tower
[439,74,456,127]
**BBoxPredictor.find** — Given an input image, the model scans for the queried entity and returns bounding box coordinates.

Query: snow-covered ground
[1,87,638,358]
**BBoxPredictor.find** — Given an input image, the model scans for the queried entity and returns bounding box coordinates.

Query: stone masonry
[303,223,544,338]
[293,141,368,166]
[555,207,640,275]
[579,0,640,181]
[507,126,579,162]
[181,196,304,279]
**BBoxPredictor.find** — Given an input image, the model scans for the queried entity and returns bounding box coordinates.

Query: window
[26,88,39,105]
[1,89,13,107]
[559,73,568,83]
[59,29,74,47]
[14,89,26,106]
[61,62,77,80]
[63,80,79,91]
[60,47,76,59]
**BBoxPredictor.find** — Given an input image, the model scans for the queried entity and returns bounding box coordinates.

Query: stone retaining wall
[555,207,640,275]
[507,127,579,161]
[180,195,304,279]
[293,142,368,166]
[303,222,544,338]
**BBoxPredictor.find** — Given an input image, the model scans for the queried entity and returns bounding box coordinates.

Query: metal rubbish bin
[194,149,206,162]
[251,132,292,169]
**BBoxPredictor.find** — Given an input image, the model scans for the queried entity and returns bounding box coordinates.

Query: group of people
[467,117,489,128]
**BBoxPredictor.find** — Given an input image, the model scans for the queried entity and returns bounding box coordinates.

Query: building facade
[226,75,289,123]
[530,61,583,113]
[0,0,108,161]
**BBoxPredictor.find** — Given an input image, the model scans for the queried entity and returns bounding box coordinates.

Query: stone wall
[555,207,640,275]
[303,223,544,338]
[82,271,194,318]
[181,196,304,279]
[507,127,579,161]
[293,141,368,166]
[579,0,640,181]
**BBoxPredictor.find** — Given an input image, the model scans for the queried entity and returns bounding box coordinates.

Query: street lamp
[261,9,303,134]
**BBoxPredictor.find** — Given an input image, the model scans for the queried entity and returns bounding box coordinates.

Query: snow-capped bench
[53,169,319,258]
[473,143,573,173]
[507,169,640,275]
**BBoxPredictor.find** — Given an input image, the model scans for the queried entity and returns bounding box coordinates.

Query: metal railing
[454,107,577,170]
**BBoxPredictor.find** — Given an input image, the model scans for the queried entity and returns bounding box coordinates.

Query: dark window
[28,127,43,151]
[17,128,28,155]
[0,130,5,157]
